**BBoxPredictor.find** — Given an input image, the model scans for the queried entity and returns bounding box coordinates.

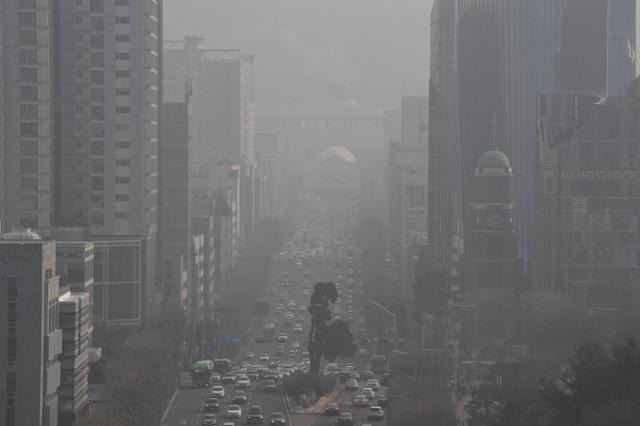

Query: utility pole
[369,299,398,349]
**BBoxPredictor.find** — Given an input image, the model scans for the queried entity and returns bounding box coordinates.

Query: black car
[324,402,340,416]
[269,412,286,425]
[336,412,354,426]
[246,405,264,424]
[202,397,220,412]
[376,395,388,407]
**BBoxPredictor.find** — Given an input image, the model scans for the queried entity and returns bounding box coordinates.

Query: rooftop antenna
[491,112,498,150]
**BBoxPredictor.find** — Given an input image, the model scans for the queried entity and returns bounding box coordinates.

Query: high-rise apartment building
[1,0,163,323]
[0,232,62,426]
[56,0,161,239]
[0,1,56,235]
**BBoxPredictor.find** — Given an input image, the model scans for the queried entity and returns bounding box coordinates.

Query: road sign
[214,335,247,345]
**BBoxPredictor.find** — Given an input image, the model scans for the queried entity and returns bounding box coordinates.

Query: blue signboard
[215,335,247,345]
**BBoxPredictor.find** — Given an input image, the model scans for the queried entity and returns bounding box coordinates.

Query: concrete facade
[57,292,91,426]
[0,236,62,426]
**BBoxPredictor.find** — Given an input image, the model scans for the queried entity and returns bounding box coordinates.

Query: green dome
[477,150,511,170]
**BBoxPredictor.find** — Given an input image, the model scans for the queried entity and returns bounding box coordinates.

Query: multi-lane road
[163,196,388,426]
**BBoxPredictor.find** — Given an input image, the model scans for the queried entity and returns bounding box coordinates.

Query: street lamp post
[369,298,398,349]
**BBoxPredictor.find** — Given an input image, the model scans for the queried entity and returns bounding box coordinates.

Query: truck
[191,360,214,388]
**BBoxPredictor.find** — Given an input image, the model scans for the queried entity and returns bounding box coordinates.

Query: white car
[368,406,385,420]
[259,354,270,362]
[235,375,250,388]
[277,334,288,343]
[209,385,225,398]
[224,404,242,419]
[366,379,380,391]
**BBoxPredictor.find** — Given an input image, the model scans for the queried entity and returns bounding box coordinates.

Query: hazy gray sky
[164,0,432,110]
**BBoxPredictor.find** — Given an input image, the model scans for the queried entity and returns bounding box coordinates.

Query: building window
[18,30,37,46]
[19,67,37,83]
[19,122,38,137]
[115,106,130,114]
[18,11,37,27]
[116,141,130,149]
[115,16,130,24]
[18,49,37,65]
[115,70,130,78]
[115,35,130,42]
[115,212,129,219]
[116,194,130,201]
[19,86,37,101]
[20,177,38,191]
[20,159,38,174]
[115,177,129,184]
[115,159,130,166]
[19,104,38,119]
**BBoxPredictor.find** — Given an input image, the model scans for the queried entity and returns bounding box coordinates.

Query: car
[344,379,359,391]
[246,405,264,424]
[366,379,380,391]
[336,411,354,426]
[325,363,340,374]
[293,325,303,333]
[209,386,225,398]
[263,379,278,392]
[221,423,235,426]
[288,349,298,357]
[274,346,285,357]
[361,370,376,380]
[259,354,270,362]
[361,387,375,399]
[367,406,384,420]
[235,375,250,388]
[244,352,255,360]
[203,397,220,412]
[277,334,288,343]
[201,413,218,426]
[222,374,235,385]
[246,370,259,381]
[269,411,286,425]
[231,391,248,404]
[224,405,242,419]
[352,394,370,407]
[324,402,340,415]
[376,395,387,407]
[211,374,222,385]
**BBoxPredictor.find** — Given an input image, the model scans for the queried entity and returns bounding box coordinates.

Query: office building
[0,231,62,426]
[428,0,636,291]
[192,216,216,329]
[57,292,91,426]
[0,1,56,235]
[92,239,143,324]
[557,0,636,96]
[427,0,462,281]
[255,128,283,220]
[55,241,94,302]
[537,85,640,307]
[159,102,192,305]
[164,39,255,248]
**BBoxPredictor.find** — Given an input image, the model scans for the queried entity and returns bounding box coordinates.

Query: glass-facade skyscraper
[428,0,636,288]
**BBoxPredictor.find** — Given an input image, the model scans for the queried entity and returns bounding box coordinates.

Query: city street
[163,195,388,426]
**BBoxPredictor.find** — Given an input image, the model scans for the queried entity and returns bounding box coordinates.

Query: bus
[370,355,388,374]
[213,358,232,374]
